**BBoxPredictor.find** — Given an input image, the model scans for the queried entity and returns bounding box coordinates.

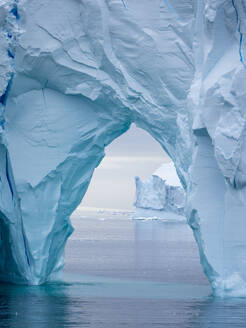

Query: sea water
[0,210,246,327]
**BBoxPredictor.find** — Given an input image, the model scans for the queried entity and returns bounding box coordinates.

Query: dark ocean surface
[1,210,246,327]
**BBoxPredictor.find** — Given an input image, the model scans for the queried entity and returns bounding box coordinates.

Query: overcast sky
[81,124,171,210]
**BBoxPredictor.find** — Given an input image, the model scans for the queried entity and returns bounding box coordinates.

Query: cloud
[105,124,170,158]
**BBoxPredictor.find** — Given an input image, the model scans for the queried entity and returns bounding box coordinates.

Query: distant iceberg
[134,163,185,221]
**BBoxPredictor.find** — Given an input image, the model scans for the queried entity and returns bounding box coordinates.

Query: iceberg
[134,162,185,218]
[0,0,245,296]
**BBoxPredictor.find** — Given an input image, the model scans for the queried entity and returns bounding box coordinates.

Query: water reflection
[133,220,206,284]
[134,220,193,242]
[190,298,246,328]
[1,282,246,328]
[0,282,91,328]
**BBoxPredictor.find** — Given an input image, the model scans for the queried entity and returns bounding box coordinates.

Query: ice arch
[1,0,246,296]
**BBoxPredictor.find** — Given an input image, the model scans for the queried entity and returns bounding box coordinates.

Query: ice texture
[0,0,245,296]
[135,163,185,215]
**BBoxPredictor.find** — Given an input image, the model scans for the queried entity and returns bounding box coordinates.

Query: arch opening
[81,123,172,211]
[64,124,207,286]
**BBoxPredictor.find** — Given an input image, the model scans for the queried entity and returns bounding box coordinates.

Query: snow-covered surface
[0,0,246,297]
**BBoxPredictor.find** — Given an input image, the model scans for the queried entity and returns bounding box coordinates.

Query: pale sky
[81,124,171,210]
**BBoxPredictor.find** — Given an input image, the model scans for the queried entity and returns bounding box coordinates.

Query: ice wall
[187,0,246,297]
[0,0,245,296]
[135,163,185,215]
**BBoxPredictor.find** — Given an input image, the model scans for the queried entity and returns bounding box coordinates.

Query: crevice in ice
[7,50,14,59]
[232,0,246,69]
[0,75,13,106]
[121,0,127,9]
[21,221,31,267]
[5,153,14,199]
[10,2,20,20]
[0,143,32,283]
[0,93,7,107]
[37,24,62,44]
[162,0,183,22]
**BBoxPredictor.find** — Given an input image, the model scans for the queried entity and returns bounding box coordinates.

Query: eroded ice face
[0,0,193,285]
[0,0,246,297]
